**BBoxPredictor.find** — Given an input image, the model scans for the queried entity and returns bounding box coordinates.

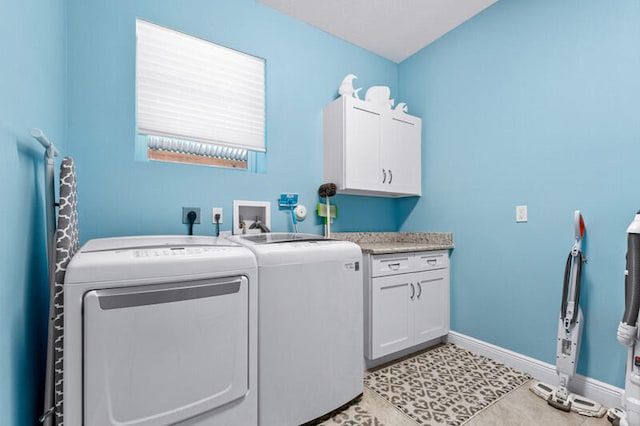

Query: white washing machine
[63,235,257,426]
[227,233,363,426]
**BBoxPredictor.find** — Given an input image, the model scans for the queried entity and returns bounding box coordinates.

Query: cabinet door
[370,274,413,359]
[412,268,450,344]
[344,105,383,192]
[381,116,422,196]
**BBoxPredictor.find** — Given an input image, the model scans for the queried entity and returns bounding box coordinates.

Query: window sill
[147,149,247,170]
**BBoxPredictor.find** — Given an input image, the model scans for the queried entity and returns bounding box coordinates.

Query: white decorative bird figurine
[338,74,361,99]
[395,102,408,113]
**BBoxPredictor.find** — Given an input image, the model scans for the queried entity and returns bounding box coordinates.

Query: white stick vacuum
[530,211,606,417]
[607,211,640,426]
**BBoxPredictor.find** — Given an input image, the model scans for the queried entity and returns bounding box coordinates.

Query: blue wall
[398,0,640,387]
[66,0,400,242]
[0,0,67,424]
[7,0,640,422]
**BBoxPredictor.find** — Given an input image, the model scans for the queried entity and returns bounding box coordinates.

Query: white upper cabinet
[323,96,422,197]
[346,105,383,192]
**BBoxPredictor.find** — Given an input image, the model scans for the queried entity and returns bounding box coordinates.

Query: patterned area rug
[318,398,385,426]
[319,344,531,425]
[364,344,532,426]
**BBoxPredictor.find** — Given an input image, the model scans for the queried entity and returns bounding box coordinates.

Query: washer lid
[234,233,326,244]
[227,233,362,266]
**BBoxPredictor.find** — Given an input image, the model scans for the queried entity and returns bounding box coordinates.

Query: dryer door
[83,276,249,426]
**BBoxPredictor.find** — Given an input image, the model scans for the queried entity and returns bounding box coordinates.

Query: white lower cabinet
[365,250,450,360]
[371,274,413,357]
[412,268,449,343]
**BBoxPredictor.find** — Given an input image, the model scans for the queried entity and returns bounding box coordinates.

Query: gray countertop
[331,232,454,254]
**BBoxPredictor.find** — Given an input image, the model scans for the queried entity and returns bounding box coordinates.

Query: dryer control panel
[132,246,226,258]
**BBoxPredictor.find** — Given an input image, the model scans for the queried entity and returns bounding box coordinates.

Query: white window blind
[136,19,265,152]
[147,135,248,161]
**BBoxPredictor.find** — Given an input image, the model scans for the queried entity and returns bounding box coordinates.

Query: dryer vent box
[233,200,271,235]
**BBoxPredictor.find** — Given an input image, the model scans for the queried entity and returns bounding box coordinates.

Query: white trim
[446,331,623,410]
[232,200,271,235]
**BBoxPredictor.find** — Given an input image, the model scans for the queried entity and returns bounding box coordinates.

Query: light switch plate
[516,205,528,222]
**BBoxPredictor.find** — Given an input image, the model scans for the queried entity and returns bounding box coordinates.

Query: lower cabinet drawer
[413,250,449,271]
[370,253,412,277]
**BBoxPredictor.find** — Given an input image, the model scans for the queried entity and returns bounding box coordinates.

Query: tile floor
[323,381,613,425]
[463,381,611,426]
[319,344,613,426]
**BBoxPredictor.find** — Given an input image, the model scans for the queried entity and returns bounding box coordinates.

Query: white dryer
[63,235,257,426]
[227,233,363,426]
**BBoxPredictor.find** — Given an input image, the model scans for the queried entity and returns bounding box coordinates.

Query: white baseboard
[446,331,623,410]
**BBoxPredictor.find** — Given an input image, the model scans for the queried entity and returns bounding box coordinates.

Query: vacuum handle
[560,250,583,328]
[622,233,640,326]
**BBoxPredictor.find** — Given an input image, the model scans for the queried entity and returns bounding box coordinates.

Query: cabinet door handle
[410,283,415,300]
[382,168,387,183]
[389,169,393,184]
[387,262,400,271]
[417,282,422,299]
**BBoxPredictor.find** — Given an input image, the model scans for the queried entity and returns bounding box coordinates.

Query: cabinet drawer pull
[410,283,415,300]
[387,262,401,271]
[382,168,387,183]
[416,282,422,299]
[427,259,437,265]
[380,283,409,291]
[389,169,393,184]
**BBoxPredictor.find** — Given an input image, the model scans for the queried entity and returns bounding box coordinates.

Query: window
[136,19,265,169]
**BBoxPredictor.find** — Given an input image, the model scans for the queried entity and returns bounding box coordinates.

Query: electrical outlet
[212,208,223,224]
[182,207,201,224]
[516,205,528,223]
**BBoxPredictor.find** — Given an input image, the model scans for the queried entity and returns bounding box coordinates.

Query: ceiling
[257,0,498,63]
